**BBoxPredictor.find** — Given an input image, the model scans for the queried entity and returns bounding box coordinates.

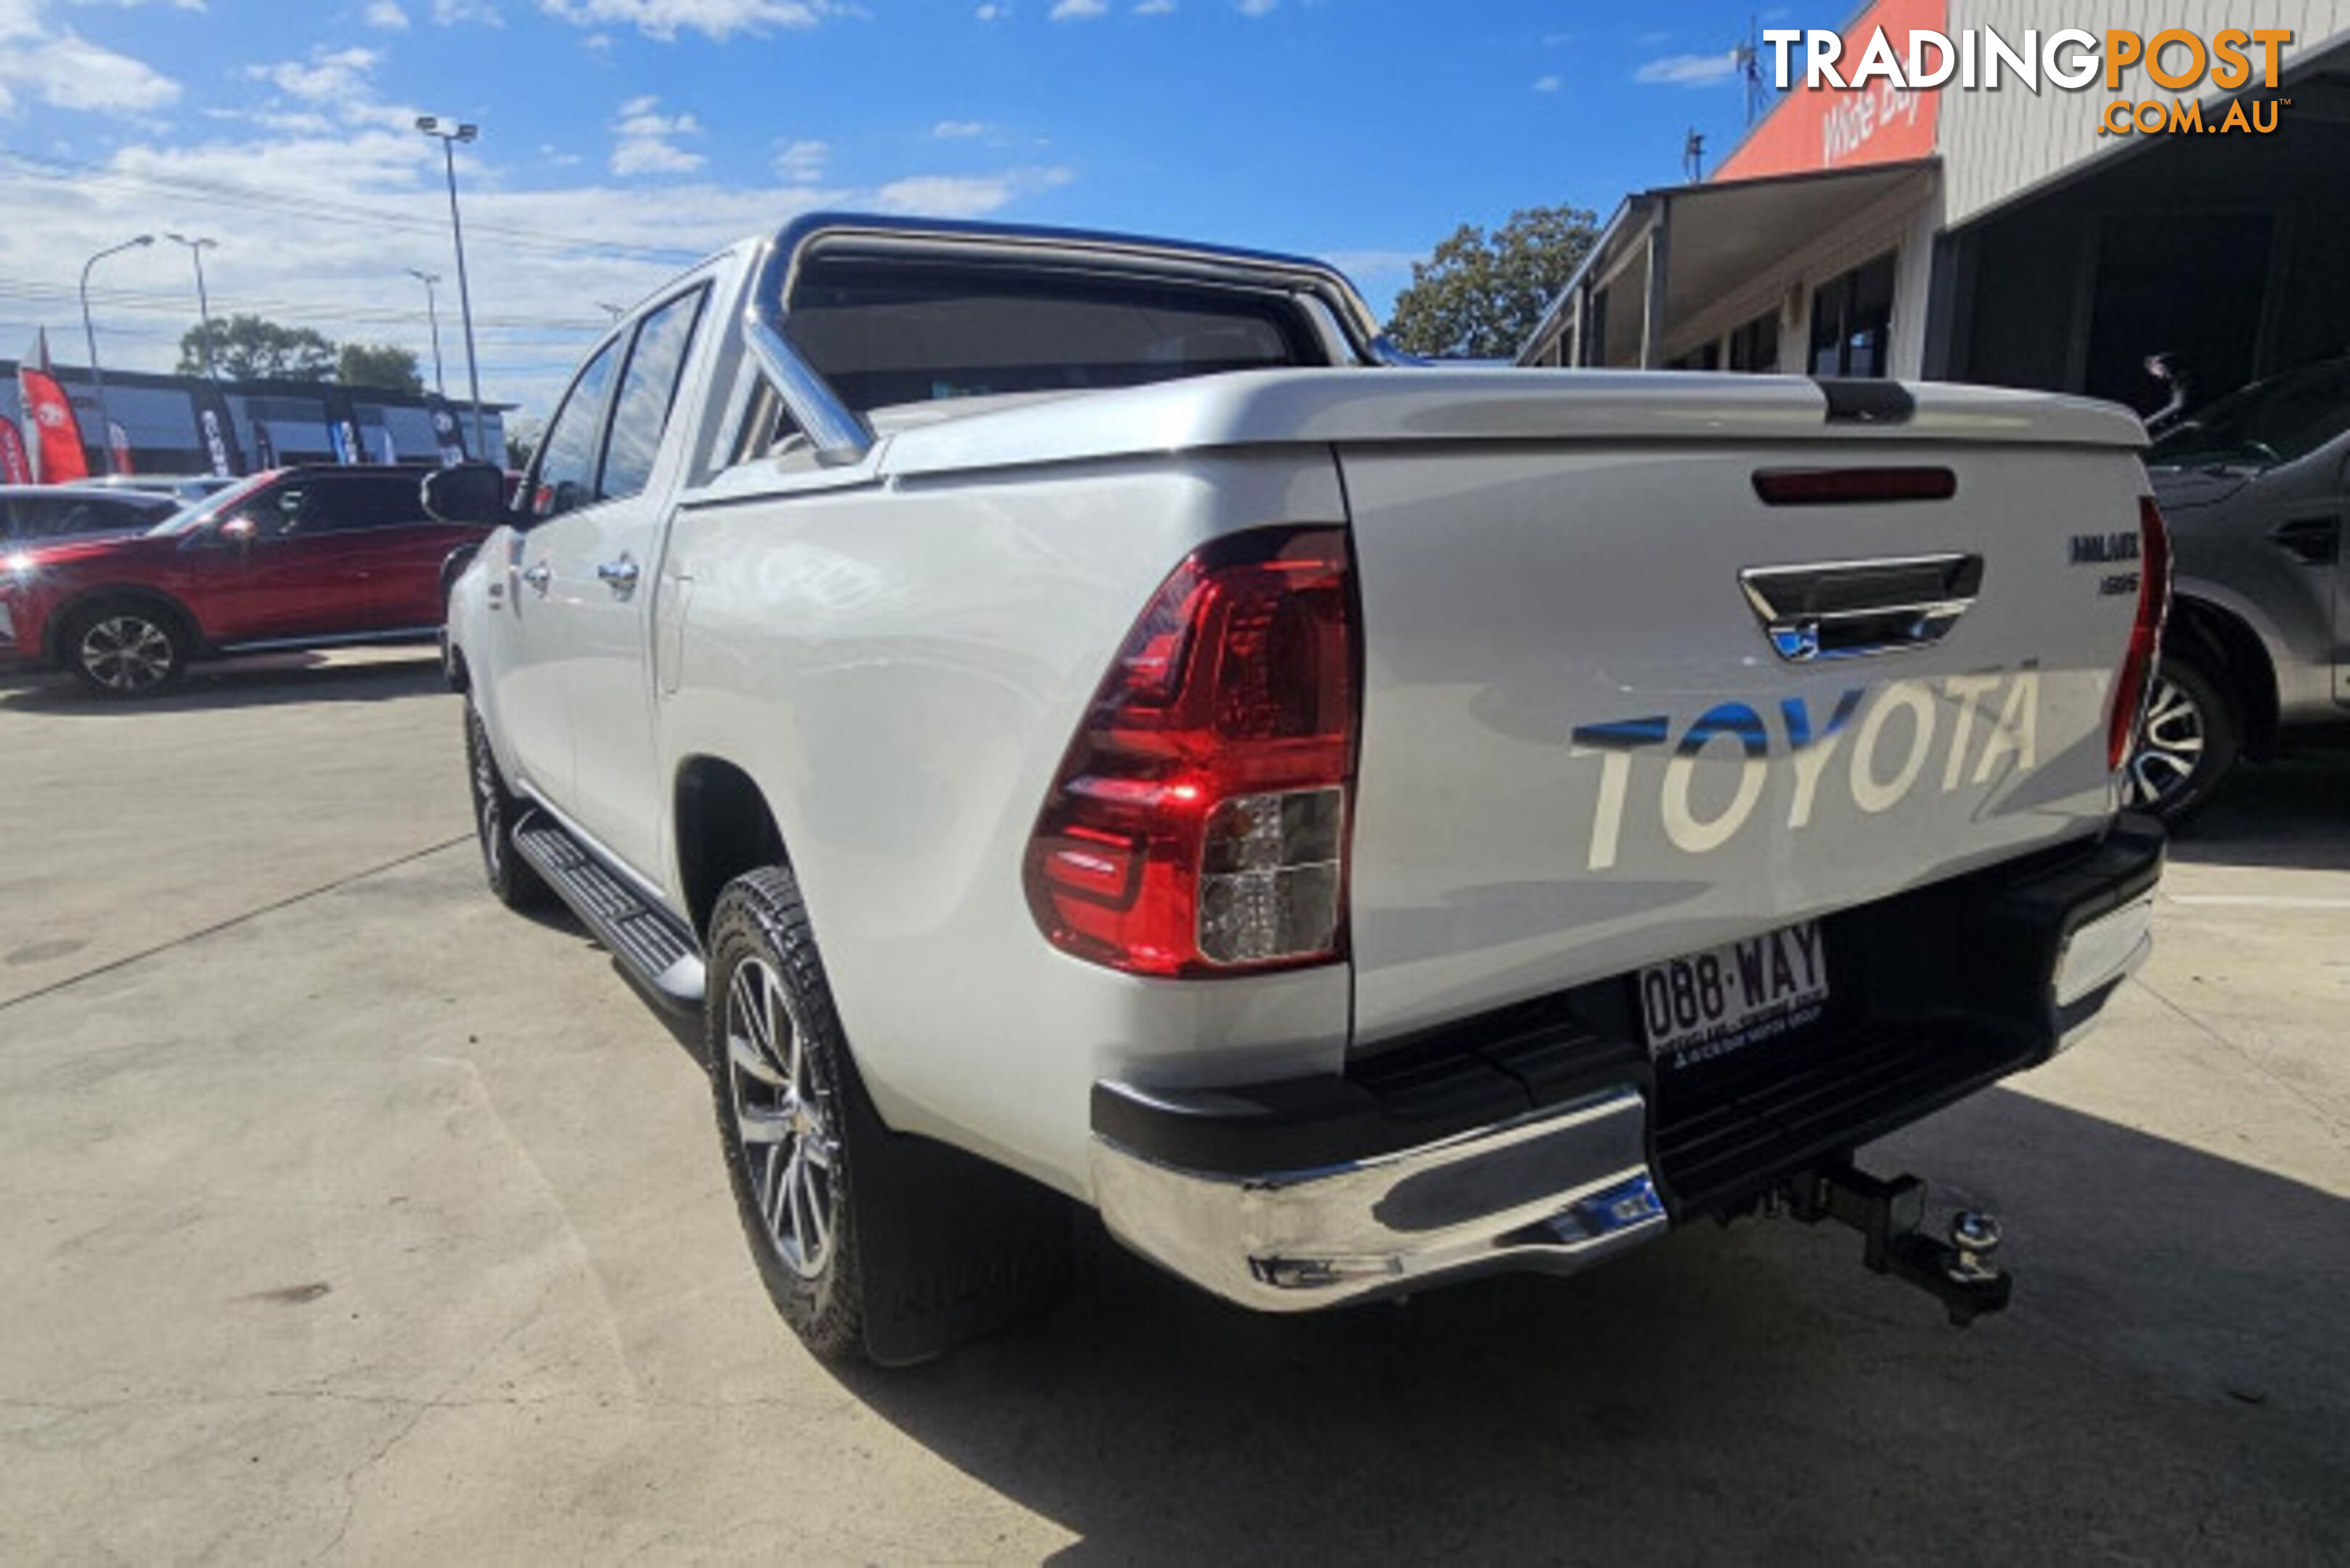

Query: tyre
[60,600,189,698]
[464,703,551,910]
[706,866,867,1361]
[2124,654,2239,824]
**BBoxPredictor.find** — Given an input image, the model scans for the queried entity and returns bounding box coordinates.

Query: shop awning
[1522,158,1938,368]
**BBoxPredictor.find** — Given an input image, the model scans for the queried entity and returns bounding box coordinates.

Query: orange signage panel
[1715,0,1947,183]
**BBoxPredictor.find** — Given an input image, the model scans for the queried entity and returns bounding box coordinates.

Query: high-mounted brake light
[1751,467,1957,506]
[2107,495,2172,777]
[1024,527,1358,977]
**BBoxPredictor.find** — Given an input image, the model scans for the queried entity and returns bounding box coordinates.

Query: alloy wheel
[722,955,838,1280]
[78,615,175,693]
[2125,671,2206,809]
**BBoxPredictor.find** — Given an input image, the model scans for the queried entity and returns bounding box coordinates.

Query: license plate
[1638,923,1829,1063]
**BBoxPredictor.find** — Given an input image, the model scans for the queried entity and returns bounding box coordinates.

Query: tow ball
[1784,1161,2012,1326]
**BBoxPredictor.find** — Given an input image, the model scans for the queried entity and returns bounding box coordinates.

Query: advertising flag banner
[428,398,468,467]
[18,330,89,485]
[191,381,245,476]
[0,415,29,483]
[322,386,364,465]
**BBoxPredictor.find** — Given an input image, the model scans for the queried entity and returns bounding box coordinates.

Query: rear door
[286,473,454,632]
[1337,412,2150,1045]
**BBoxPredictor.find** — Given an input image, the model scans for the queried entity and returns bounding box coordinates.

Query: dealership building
[0,362,506,478]
[1522,0,2350,415]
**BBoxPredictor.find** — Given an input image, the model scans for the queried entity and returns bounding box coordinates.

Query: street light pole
[163,233,221,379]
[405,267,446,397]
[417,115,489,458]
[78,233,155,477]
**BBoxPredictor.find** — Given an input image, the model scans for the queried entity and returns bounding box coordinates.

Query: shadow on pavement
[2167,739,2350,871]
[0,650,446,714]
[833,1090,2346,1561]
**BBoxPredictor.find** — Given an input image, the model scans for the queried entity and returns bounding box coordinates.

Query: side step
[511,812,706,1013]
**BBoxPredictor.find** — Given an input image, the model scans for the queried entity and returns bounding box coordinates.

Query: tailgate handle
[1739,553,1983,663]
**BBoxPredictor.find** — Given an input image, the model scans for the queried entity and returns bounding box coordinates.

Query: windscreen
[148,471,276,535]
[2149,359,2350,472]
[783,258,1322,415]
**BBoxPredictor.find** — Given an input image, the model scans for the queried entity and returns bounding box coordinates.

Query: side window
[295,475,425,534]
[600,285,709,502]
[531,338,624,521]
[242,483,305,537]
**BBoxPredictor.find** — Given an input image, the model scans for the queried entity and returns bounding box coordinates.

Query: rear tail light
[2107,495,2173,776]
[1024,527,1358,977]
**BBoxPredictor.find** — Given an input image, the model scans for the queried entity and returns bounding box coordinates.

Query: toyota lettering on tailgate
[1569,671,2041,871]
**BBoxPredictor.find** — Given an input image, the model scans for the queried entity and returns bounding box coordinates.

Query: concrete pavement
[1,657,2343,1564]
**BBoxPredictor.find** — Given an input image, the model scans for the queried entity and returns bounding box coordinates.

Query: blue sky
[0,0,1799,418]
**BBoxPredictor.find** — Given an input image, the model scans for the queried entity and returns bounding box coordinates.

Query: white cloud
[0,4,183,118]
[250,46,382,105]
[433,0,505,23]
[871,165,1072,219]
[1319,248,1415,282]
[611,94,706,174]
[541,0,833,41]
[0,90,1082,422]
[973,2,1008,17]
[1634,51,1739,86]
[1133,0,1174,12]
[364,0,411,28]
[1531,74,1559,93]
[931,118,987,139]
[1048,0,1103,17]
[1233,0,1275,15]
[772,136,826,181]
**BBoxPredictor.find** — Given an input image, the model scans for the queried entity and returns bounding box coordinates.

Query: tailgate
[1340,397,2151,1045]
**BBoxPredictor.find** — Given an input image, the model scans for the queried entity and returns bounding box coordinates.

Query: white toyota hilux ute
[436,214,2169,1364]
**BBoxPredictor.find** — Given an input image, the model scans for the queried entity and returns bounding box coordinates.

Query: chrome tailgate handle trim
[1739,552,1983,663]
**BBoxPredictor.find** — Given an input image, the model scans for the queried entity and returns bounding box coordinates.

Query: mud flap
[847,1087,1076,1368]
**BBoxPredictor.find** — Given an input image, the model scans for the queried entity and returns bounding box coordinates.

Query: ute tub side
[655,446,1355,1200]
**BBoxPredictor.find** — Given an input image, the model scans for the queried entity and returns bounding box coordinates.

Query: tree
[337,341,424,394]
[505,415,543,470]
[178,314,337,382]
[1386,204,1602,362]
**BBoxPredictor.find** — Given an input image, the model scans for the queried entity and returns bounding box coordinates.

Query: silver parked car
[2138,356,2349,820]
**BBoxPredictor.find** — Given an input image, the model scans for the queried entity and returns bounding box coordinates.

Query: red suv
[0,465,492,697]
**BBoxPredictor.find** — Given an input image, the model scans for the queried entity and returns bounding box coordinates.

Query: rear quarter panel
[656,448,1355,1198]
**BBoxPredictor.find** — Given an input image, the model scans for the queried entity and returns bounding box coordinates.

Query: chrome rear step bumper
[1092,1087,1665,1310]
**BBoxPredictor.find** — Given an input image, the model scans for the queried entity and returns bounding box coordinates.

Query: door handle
[597,554,641,595]
[522,561,552,596]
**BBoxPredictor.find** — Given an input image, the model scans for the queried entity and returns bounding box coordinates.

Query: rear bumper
[1091,815,2164,1311]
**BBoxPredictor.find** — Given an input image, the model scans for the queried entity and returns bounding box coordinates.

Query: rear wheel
[2125,654,2238,824]
[61,600,189,698]
[707,866,866,1360]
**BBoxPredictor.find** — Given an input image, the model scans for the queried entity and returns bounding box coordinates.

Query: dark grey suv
[2138,357,2349,820]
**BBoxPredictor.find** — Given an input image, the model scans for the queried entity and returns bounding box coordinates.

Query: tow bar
[1787,1161,2012,1326]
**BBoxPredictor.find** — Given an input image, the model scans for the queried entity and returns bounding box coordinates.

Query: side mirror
[219,516,258,544]
[421,462,512,527]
